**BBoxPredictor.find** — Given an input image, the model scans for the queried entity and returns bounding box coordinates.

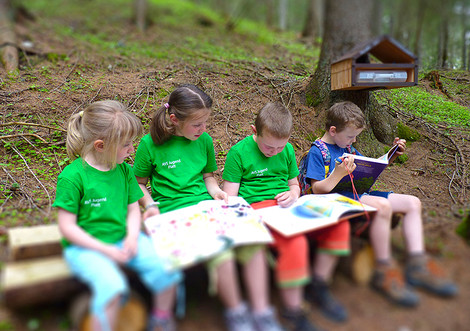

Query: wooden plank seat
[1,224,149,331]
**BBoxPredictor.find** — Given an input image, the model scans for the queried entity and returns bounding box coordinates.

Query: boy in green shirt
[223,102,351,330]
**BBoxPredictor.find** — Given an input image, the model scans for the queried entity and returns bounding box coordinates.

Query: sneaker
[224,303,256,331]
[305,278,347,322]
[280,308,324,331]
[252,307,285,331]
[405,256,458,297]
[147,316,176,331]
[371,265,420,307]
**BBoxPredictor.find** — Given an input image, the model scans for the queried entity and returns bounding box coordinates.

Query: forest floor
[1,4,470,331]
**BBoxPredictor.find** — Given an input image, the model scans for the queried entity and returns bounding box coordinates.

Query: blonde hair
[255,102,293,139]
[66,100,143,169]
[325,101,366,132]
[150,84,212,145]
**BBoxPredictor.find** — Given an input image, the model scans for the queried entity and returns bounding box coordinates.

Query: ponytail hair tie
[79,111,84,117]
[164,103,170,109]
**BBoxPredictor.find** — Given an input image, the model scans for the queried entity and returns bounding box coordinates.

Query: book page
[144,196,272,270]
[259,194,376,237]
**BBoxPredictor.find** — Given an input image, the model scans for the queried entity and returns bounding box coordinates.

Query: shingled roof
[333,35,417,64]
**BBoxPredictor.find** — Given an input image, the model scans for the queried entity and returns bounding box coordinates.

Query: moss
[456,212,470,245]
[397,122,421,142]
[305,92,322,107]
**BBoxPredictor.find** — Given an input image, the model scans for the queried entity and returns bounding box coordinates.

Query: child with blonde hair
[133,84,284,331]
[53,100,182,331]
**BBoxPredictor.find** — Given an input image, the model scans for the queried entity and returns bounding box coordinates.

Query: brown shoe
[405,255,458,297]
[371,264,419,307]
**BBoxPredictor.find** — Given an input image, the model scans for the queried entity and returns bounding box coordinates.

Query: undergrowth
[374,85,470,128]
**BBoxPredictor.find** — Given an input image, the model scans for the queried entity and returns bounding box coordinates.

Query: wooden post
[70,291,148,331]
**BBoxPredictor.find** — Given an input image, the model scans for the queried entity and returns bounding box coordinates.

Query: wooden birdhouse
[331,35,418,91]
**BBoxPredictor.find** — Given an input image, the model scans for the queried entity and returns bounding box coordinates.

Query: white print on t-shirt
[84,197,107,208]
[251,168,268,177]
[162,159,181,169]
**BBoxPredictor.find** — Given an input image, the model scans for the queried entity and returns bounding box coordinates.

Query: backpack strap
[312,139,331,179]
[298,139,357,195]
[312,139,357,178]
[298,149,312,196]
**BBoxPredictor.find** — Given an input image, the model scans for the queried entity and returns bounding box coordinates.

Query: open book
[257,193,376,237]
[144,196,273,270]
[332,144,399,194]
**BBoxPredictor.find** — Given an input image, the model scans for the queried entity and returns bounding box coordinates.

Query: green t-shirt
[53,158,144,247]
[222,135,299,204]
[133,133,217,213]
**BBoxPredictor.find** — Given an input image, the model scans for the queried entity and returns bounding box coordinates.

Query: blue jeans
[64,232,182,330]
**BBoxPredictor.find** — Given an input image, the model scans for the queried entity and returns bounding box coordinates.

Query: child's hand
[122,234,138,259]
[103,245,131,264]
[336,155,356,175]
[275,191,297,208]
[394,137,406,155]
[143,205,160,221]
[213,190,229,203]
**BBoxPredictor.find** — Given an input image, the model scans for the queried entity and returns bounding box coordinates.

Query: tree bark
[265,0,274,28]
[413,0,426,57]
[305,0,398,153]
[278,0,287,30]
[461,6,467,70]
[134,0,148,32]
[0,0,18,73]
[301,0,323,40]
[370,0,382,37]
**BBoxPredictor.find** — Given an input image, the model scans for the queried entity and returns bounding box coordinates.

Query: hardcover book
[333,144,399,194]
[258,193,376,237]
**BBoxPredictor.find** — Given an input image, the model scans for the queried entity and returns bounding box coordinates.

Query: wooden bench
[1,224,148,331]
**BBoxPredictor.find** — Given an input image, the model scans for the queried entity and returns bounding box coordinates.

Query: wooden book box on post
[331,35,418,91]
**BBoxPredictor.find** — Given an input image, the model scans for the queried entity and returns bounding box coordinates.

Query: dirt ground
[1,9,470,331]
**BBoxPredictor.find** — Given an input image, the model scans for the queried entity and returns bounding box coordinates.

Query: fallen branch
[0,121,66,132]
[0,133,48,143]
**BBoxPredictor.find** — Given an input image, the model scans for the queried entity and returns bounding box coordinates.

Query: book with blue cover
[333,144,399,194]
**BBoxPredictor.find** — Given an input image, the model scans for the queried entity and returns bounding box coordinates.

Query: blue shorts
[64,232,182,330]
[340,190,394,237]
[339,190,392,200]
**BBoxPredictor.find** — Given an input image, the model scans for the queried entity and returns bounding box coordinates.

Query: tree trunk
[413,0,426,57]
[305,0,397,152]
[278,0,287,30]
[370,0,382,36]
[134,0,148,32]
[392,0,409,46]
[0,0,18,73]
[265,0,274,28]
[438,3,450,69]
[440,17,449,69]
[301,0,323,40]
[461,6,467,70]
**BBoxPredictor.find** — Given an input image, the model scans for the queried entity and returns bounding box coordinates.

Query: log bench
[1,224,149,331]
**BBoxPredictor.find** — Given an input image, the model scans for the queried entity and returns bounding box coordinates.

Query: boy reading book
[332,144,399,194]
[223,102,351,330]
[301,101,457,307]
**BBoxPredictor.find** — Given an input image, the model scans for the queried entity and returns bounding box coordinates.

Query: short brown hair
[325,101,366,132]
[255,102,293,139]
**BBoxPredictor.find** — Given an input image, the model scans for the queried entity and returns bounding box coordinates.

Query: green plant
[375,86,470,127]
